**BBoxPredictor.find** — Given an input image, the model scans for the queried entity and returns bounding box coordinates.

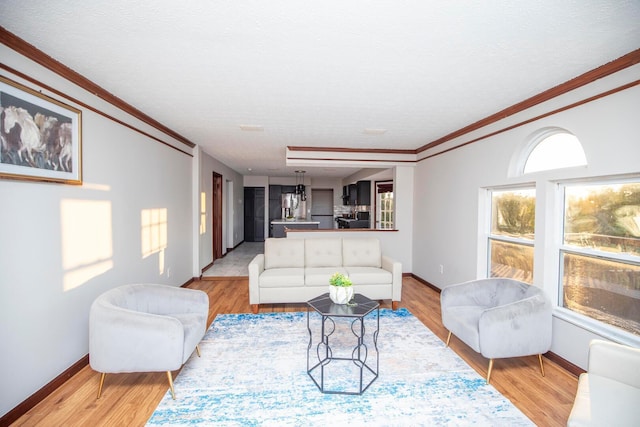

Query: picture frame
[1,75,82,184]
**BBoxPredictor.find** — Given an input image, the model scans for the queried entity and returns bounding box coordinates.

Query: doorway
[212,172,223,261]
[375,181,394,229]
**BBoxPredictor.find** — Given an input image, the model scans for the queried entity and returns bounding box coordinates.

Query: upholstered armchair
[89,284,209,399]
[568,339,640,426]
[440,278,552,383]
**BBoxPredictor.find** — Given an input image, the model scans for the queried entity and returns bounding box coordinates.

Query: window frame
[555,177,640,344]
[485,185,536,284]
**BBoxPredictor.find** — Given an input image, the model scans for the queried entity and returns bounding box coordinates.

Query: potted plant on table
[329,272,354,305]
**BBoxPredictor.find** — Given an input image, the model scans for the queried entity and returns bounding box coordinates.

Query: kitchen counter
[270,220,320,237]
[270,220,320,224]
[336,217,370,229]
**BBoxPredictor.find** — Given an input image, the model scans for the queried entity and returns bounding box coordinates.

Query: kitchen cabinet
[356,180,371,205]
[342,185,349,205]
[349,184,357,205]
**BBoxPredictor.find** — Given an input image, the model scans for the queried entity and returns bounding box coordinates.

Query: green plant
[329,272,352,287]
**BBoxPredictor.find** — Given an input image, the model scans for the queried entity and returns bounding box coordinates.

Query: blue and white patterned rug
[147,309,533,426]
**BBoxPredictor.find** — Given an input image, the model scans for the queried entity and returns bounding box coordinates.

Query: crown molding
[417,49,640,154]
[0,26,195,149]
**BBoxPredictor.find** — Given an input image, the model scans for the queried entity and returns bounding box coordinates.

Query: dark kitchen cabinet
[269,185,282,201]
[342,185,350,205]
[356,180,371,205]
[349,184,357,205]
[244,187,265,242]
[282,185,296,194]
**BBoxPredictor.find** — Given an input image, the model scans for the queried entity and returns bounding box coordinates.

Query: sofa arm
[588,339,640,388]
[382,255,402,302]
[89,303,185,373]
[478,293,552,359]
[248,254,265,305]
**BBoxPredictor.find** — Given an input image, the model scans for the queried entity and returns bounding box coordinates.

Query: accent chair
[89,283,209,399]
[440,278,552,383]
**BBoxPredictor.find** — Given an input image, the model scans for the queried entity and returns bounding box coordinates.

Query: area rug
[147,309,533,426]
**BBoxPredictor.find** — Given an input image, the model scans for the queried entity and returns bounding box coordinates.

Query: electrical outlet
[167,267,172,278]
[439,264,444,274]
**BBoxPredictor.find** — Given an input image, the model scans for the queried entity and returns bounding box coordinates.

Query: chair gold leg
[538,354,545,377]
[167,371,176,400]
[487,359,494,384]
[97,372,106,399]
[196,344,201,357]
[445,331,452,347]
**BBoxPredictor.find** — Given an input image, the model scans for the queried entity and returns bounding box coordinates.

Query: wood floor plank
[10,277,578,426]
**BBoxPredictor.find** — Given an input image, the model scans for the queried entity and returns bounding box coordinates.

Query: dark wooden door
[212,172,223,261]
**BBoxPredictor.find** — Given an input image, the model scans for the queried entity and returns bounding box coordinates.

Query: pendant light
[295,170,307,201]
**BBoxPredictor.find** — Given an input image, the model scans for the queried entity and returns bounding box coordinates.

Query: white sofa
[248,237,402,313]
[567,339,640,426]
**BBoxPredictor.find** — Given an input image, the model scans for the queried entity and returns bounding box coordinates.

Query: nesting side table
[306,293,379,395]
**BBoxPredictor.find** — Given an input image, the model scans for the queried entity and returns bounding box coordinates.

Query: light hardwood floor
[11,277,578,426]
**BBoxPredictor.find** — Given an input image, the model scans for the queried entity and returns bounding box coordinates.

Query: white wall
[412,64,640,368]
[0,45,194,417]
[197,148,244,273]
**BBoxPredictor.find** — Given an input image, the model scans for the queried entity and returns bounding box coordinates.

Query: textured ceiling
[1,1,639,178]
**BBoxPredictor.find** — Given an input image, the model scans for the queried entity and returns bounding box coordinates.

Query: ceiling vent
[239,125,264,131]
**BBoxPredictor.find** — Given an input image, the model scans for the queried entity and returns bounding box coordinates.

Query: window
[522,128,587,174]
[488,188,536,283]
[560,181,640,336]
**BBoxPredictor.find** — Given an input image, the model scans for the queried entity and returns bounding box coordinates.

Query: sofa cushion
[305,267,349,287]
[345,266,392,285]
[259,268,305,288]
[342,238,381,267]
[305,238,343,267]
[264,238,305,269]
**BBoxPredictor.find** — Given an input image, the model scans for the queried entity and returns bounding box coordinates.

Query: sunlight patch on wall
[141,208,168,257]
[141,208,168,274]
[200,192,207,235]
[61,199,114,291]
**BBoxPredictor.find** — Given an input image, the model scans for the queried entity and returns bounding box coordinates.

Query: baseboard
[544,351,584,377]
[231,240,245,250]
[201,275,248,281]
[200,241,246,276]
[0,355,89,426]
[200,261,214,275]
[409,273,442,293]
[181,277,195,288]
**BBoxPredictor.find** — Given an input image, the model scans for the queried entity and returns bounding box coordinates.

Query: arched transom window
[523,128,587,174]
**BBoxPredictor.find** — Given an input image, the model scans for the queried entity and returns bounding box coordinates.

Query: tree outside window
[488,188,536,283]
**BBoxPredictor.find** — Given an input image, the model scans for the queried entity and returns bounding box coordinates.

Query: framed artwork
[1,75,82,184]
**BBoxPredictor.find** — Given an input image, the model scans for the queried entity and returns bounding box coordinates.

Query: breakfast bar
[270,220,320,238]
